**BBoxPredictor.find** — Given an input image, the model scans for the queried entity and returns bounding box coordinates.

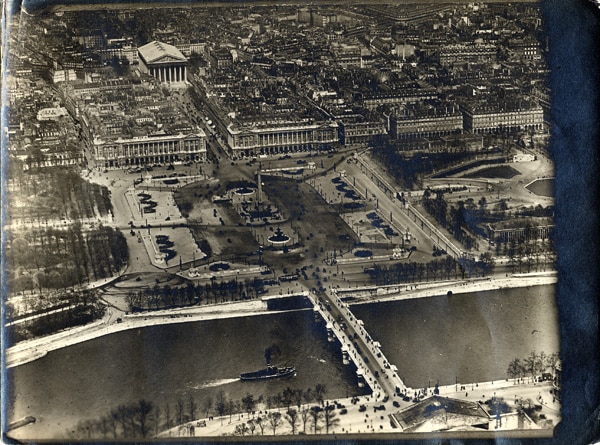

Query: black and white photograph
[1,0,598,442]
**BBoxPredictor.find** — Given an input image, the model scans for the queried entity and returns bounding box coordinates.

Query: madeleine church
[138,41,188,85]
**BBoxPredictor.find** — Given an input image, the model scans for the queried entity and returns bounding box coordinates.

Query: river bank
[345,272,557,305]
[4,300,272,368]
[158,378,559,438]
[5,283,559,441]
[4,273,557,369]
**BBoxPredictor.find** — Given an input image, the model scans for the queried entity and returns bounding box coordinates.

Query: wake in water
[308,355,327,364]
[191,378,239,389]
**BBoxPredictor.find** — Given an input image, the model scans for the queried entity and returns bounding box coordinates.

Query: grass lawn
[261,177,358,266]
[176,174,363,271]
[188,225,259,260]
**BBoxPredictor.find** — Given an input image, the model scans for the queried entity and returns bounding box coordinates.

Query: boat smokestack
[264,344,281,365]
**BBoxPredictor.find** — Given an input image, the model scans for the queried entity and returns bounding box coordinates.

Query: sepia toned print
[2,1,564,441]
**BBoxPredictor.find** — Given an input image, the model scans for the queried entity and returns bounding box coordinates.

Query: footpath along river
[6,285,557,440]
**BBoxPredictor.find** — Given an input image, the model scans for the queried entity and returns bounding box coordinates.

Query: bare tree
[236,400,243,421]
[108,410,119,438]
[293,389,303,409]
[203,396,213,418]
[216,390,227,418]
[227,399,235,423]
[125,405,137,437]
[524,351,539,382]
[282,387,295,410]
[300,407,311,433]
[507,358,523,383]
[303,388,314,407]
[188,394,198,422]
[176,398,185,426]
[314,383,328,406]
[154,405,162,437]
[538,351,548,374]
[548,352,560,377]
[323,403,340,434]
[268,412,283,435]
[285,408,299,435]
[116,404,130,437]
[96,416,109,438]
[274,392,283,411]
[256,416,265,435]
[247,418,257,436]
[137,399,153,438]
[309,408,323,434]
[77,419,95,439]
[241,393,256,417]
[164,403,172,434]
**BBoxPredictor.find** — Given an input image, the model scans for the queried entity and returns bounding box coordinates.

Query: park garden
[4,166,128,340]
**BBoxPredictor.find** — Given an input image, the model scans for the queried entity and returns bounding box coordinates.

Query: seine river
[6,285,557,440]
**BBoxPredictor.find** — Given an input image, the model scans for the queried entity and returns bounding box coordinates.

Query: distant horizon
[19,0,542,15]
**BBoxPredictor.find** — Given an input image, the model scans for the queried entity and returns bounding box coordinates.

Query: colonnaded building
[226,120,339,158]
[138,41,188,85]
[64,40,207,169]
[91,132,206,168]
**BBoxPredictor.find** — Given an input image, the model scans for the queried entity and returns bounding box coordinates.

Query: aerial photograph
[2,0,578,441]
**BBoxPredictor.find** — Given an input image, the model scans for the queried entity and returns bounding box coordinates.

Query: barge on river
[240,365,296,381]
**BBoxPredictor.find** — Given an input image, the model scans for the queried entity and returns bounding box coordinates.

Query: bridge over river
[307,289,411,401]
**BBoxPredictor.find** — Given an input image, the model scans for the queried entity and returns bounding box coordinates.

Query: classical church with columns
[138,41,188,85]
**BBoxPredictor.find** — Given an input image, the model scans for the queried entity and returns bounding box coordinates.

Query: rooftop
[488,217,553,231]
[390,396,490,432]
[138,41,187,64]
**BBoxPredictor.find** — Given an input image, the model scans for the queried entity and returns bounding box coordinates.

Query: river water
[352,284,559,388]
[6,285,557,440]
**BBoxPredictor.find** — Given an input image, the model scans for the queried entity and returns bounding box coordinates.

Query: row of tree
[8,299,106,343]
[7,224,128,294]
[506,351,560,383]
[367,254,495,286]
[124,278,270,312]
[5,289,100,322]
[485,199,554,220]
[370,138,487,188]
[421,191,479,250]
[71,384,333,439]
[421,192,556,267]
[232,404,340,436]
[496,235,556,273]
[9,165,113,221]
